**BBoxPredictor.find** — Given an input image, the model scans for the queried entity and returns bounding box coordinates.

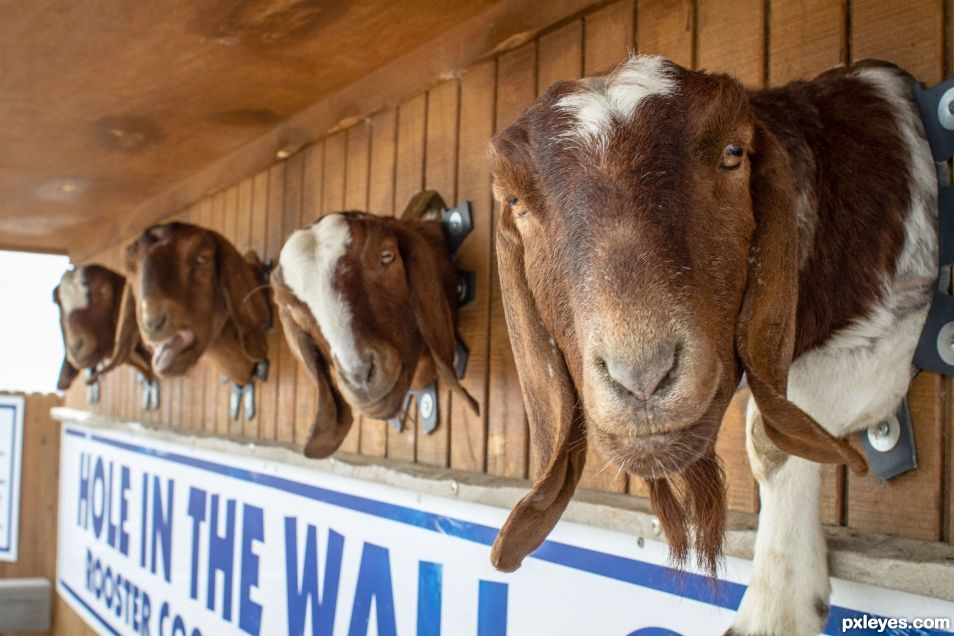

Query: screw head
[651,517,662,536]
[419,393,434,419]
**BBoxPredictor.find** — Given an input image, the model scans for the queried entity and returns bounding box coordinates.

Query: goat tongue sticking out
[152,330,196,374]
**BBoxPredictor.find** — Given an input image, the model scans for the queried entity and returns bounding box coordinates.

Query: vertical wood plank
[636,0,694,67]
[451,61,496,474]
[257,164,286,442]
[294,143,324,448]
[769,0,846,85]
[489,43,535,479]
[584,0,634,74]
[852,0,944,83]
[697,0,765,86]
[183,202,207,433]
[197,197,218,436]
[231,178,254,438]
[848,373,945,540]
[538,20,584,93]
[417,80,460,468]
[361,109,398,458]
[246,170,270,440]
[275,154,303,445]
[388,94,427,463]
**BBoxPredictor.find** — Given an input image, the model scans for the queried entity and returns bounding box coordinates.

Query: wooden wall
[0,393,96,636]
[64,0,953,546]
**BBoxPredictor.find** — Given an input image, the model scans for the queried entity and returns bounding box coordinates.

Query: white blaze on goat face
[58,267,89,315]
[557,55,677,149]
[279,214,364,375]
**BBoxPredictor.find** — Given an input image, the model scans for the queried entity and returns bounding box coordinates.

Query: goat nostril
[70,338,85,355]
[366,359,375,384]
[602,343,678,401]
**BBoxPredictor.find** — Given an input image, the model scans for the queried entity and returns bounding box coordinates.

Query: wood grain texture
[360,109,398,458]
[245,171,270,440]
[636,0,694,66]
[847,373,945,541]
[769,0,846,85]
[852,0,944,83]
[388,95,427,463]
[538,20,584,94]
[489,43,535,479]
[275,154,303,445]
[716,388,758,514]
[418,80,460,468]
[584,0,634,74]
[697,0,765,86]
[451,60,496,474]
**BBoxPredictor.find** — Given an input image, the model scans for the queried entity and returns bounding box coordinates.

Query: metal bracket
[417,381,439,435]
[225,360,268,421]
[84,368,100,404]
[441,202,473,254]
[914,79,954,162]
[857,398,918,483]
[137,373,160,411]
[457,270,476,308]
[454,340,469,380]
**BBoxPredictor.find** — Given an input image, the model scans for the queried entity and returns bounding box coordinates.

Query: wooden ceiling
[0,0,504,254]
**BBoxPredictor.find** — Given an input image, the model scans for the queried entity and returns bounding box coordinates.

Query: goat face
[272,210,477,458]
[53,264,125,388]
[121,222,270,383]
[488,55,862,574]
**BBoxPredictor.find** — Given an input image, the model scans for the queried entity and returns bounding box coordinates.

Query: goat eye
[380,250,395,265]
[194,253,210,266]
[721,144,744,169]
[506,196,519,207]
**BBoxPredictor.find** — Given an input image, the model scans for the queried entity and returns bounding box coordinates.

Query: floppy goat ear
[401,223,479,415]
[92,282,141,383]
[736,123,867,475]
[272,267,353,458]
[489,187,586,573]
[215,234,271,363]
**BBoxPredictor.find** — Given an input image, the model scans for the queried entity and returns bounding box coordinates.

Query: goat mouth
[593,418,718,480]
[152,329,197,374]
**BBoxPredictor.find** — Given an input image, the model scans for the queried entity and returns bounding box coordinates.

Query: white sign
[56,422,954,636]
[0,394,24,562]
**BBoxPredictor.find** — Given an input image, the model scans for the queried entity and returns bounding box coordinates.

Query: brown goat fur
[272,193,478,458]
[53,264,154,390]
[109,222,271,386]
[486,55,937,580]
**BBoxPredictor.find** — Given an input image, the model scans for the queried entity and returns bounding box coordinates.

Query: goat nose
[601,343,677,400]
[70,338,84,355]
[143,312,168,334]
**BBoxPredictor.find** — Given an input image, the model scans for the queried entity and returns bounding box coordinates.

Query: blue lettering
[239,504,264,635]
[284,518,343,636]
[140,472,149,568]
[417,562,442,636]
[119,465,131,555]
[107,462,118,549]
[77,452,91,529]
[477,581,508,636]
[92,456,106,538]
[348,543,396,636]
[206,494,236,620]
[187,487,207,600]
[151,476,174,582]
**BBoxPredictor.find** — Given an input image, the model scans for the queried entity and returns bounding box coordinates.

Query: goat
[53,264,153,390]
[488,55,936,635]
[104,222,272,388]
[271,192,478,459]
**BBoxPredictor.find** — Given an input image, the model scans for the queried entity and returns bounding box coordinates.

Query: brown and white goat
[488,55,936,635]
[271,193,478,458]
[53,264,153,390]
[107,222,271,387]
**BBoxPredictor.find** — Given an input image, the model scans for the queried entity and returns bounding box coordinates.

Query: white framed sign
[0,394,24,562]
[56,422,954,636]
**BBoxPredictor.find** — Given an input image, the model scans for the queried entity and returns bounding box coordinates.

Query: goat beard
[646,450,727,577]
